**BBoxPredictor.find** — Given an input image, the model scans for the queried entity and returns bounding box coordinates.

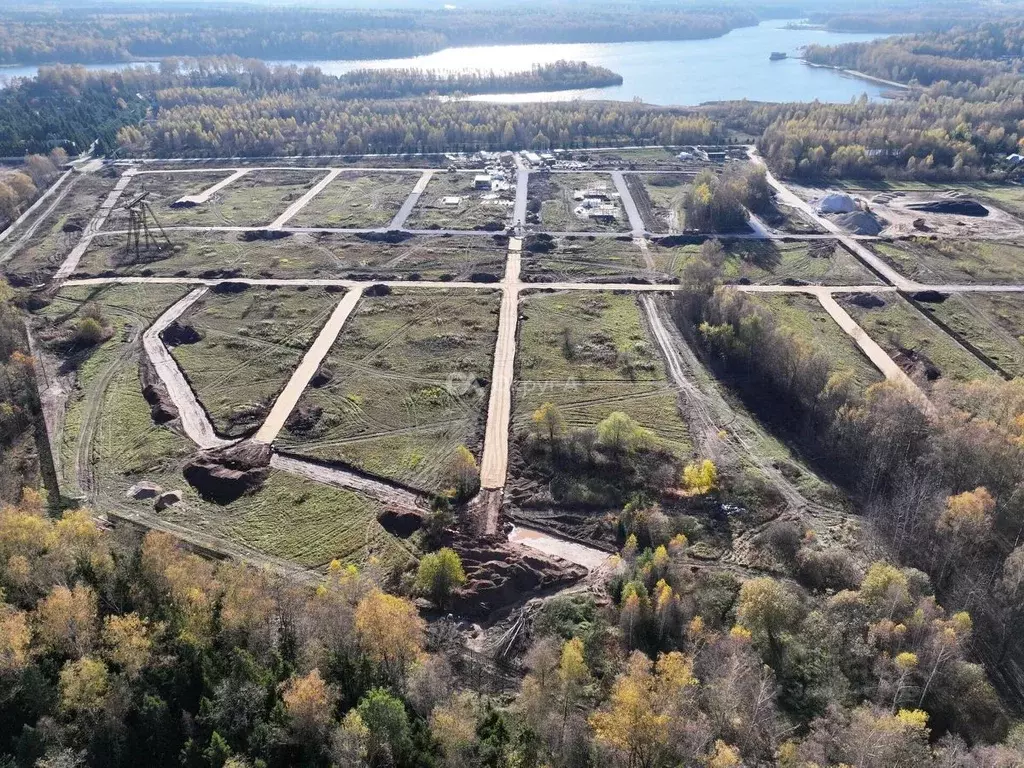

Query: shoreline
[800,59,910,90]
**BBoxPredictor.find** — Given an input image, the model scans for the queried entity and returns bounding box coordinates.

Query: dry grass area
[277,288,500,492]
[840,294,995,386]
[168,285,342,438]
[103,171,236,230]
[871,238,1024,284]
[649,238,881,286]
[286,171,420,228]
[3,172,116,285]
[520,234,651,283]
[916,292,1024,378]
[513,290,690,452]
[74,231,508,281]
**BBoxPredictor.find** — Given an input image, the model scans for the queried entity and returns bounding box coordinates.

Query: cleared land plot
[649,238,882,286]
[521,234,653,283]
[3,172,117,285]
[103,171,236,230]
[870,238,1024,285]
[74,231,508,281]
[513,290,690,451]
[278,289,500,492]
[286,171,420,228]
[759,201,825,235]
[915,293,1024,378]
[840,294,994,385]
[406,173,512,231]
[627,173,690,233]
[529,173,627,233]
[112,169,324,228]
[225,470,412,569]
[34,283,191,486]
[749,293,883,388]
[167,286,342,438]
[825,180,1024,219]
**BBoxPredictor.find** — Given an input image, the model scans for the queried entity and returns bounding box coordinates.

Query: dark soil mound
[377,508,422,538]
[469,272,500,283]
[285,404,323,434]
[161,321,201,346]
[239,230,292,241]
[183,441,272,504]
[309,366,333,388]
[212,281,250,294]
[653,234,703,248]
[140,356,179,424]
[365,283,392,297]
[910,290,949,304]
[894,348,941,382]
[524,234,556,254]
[357,230,415,244]
[447,535,587,618]
[907,199,989,217]
[848,292,886,309]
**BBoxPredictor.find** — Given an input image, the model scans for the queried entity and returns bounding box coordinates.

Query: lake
[0,20,891,105]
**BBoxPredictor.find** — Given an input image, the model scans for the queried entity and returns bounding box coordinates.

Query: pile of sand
[834,210,884,235]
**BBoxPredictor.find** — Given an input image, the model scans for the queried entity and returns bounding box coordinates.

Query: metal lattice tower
[122,191,172,260]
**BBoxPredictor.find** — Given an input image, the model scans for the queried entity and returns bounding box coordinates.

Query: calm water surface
[1,20,891,105]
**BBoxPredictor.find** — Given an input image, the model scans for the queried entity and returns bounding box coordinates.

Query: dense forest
[673,247,1024,716]
[0,5,756,65]
[803,21,1024,86]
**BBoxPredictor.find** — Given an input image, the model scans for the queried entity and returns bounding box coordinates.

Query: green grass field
[871,238,1024,284]
[529,173,627,233]
[75,231,508,281]
[520,235,650,282]
[915,292,1024,378]
[840,294,994,385]
[227,471,413,569]
[34,283,192,489]
[286,171,420,228]
[278,288,500,492]
[406,173,512,231]
[168,286,342,438]
[649,238,881,286]
[749,293,883,389]
[513,290,690,453]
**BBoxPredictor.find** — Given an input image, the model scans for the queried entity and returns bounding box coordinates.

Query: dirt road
[175,168,249,206]
[508,525,611,570]
[271,453,424,510]
[144,288,236,450]
[55,169,137,280]
[612,170,646,236]
[0,170,78,263]
[270,169,341,229]
[512,169,529,230]
[253,288,364,445]
[479,239,521,494]
[388,170,434,229]
[815,292,925,397]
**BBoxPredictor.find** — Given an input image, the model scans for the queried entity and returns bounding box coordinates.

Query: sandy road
[55,168,138,280]
[388,170,434,229]
[175,168,249,206]
[253,288,364,445]
[269,169,341,229]
[748,149,917,289]
[612,170,646,236]
[816,292,926,399]
[479,239,522,495]
[144,288,236,450]
[508,525,611,570]
[512,168,529,230]
[0,169,77,262]
[271,453,424,510]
